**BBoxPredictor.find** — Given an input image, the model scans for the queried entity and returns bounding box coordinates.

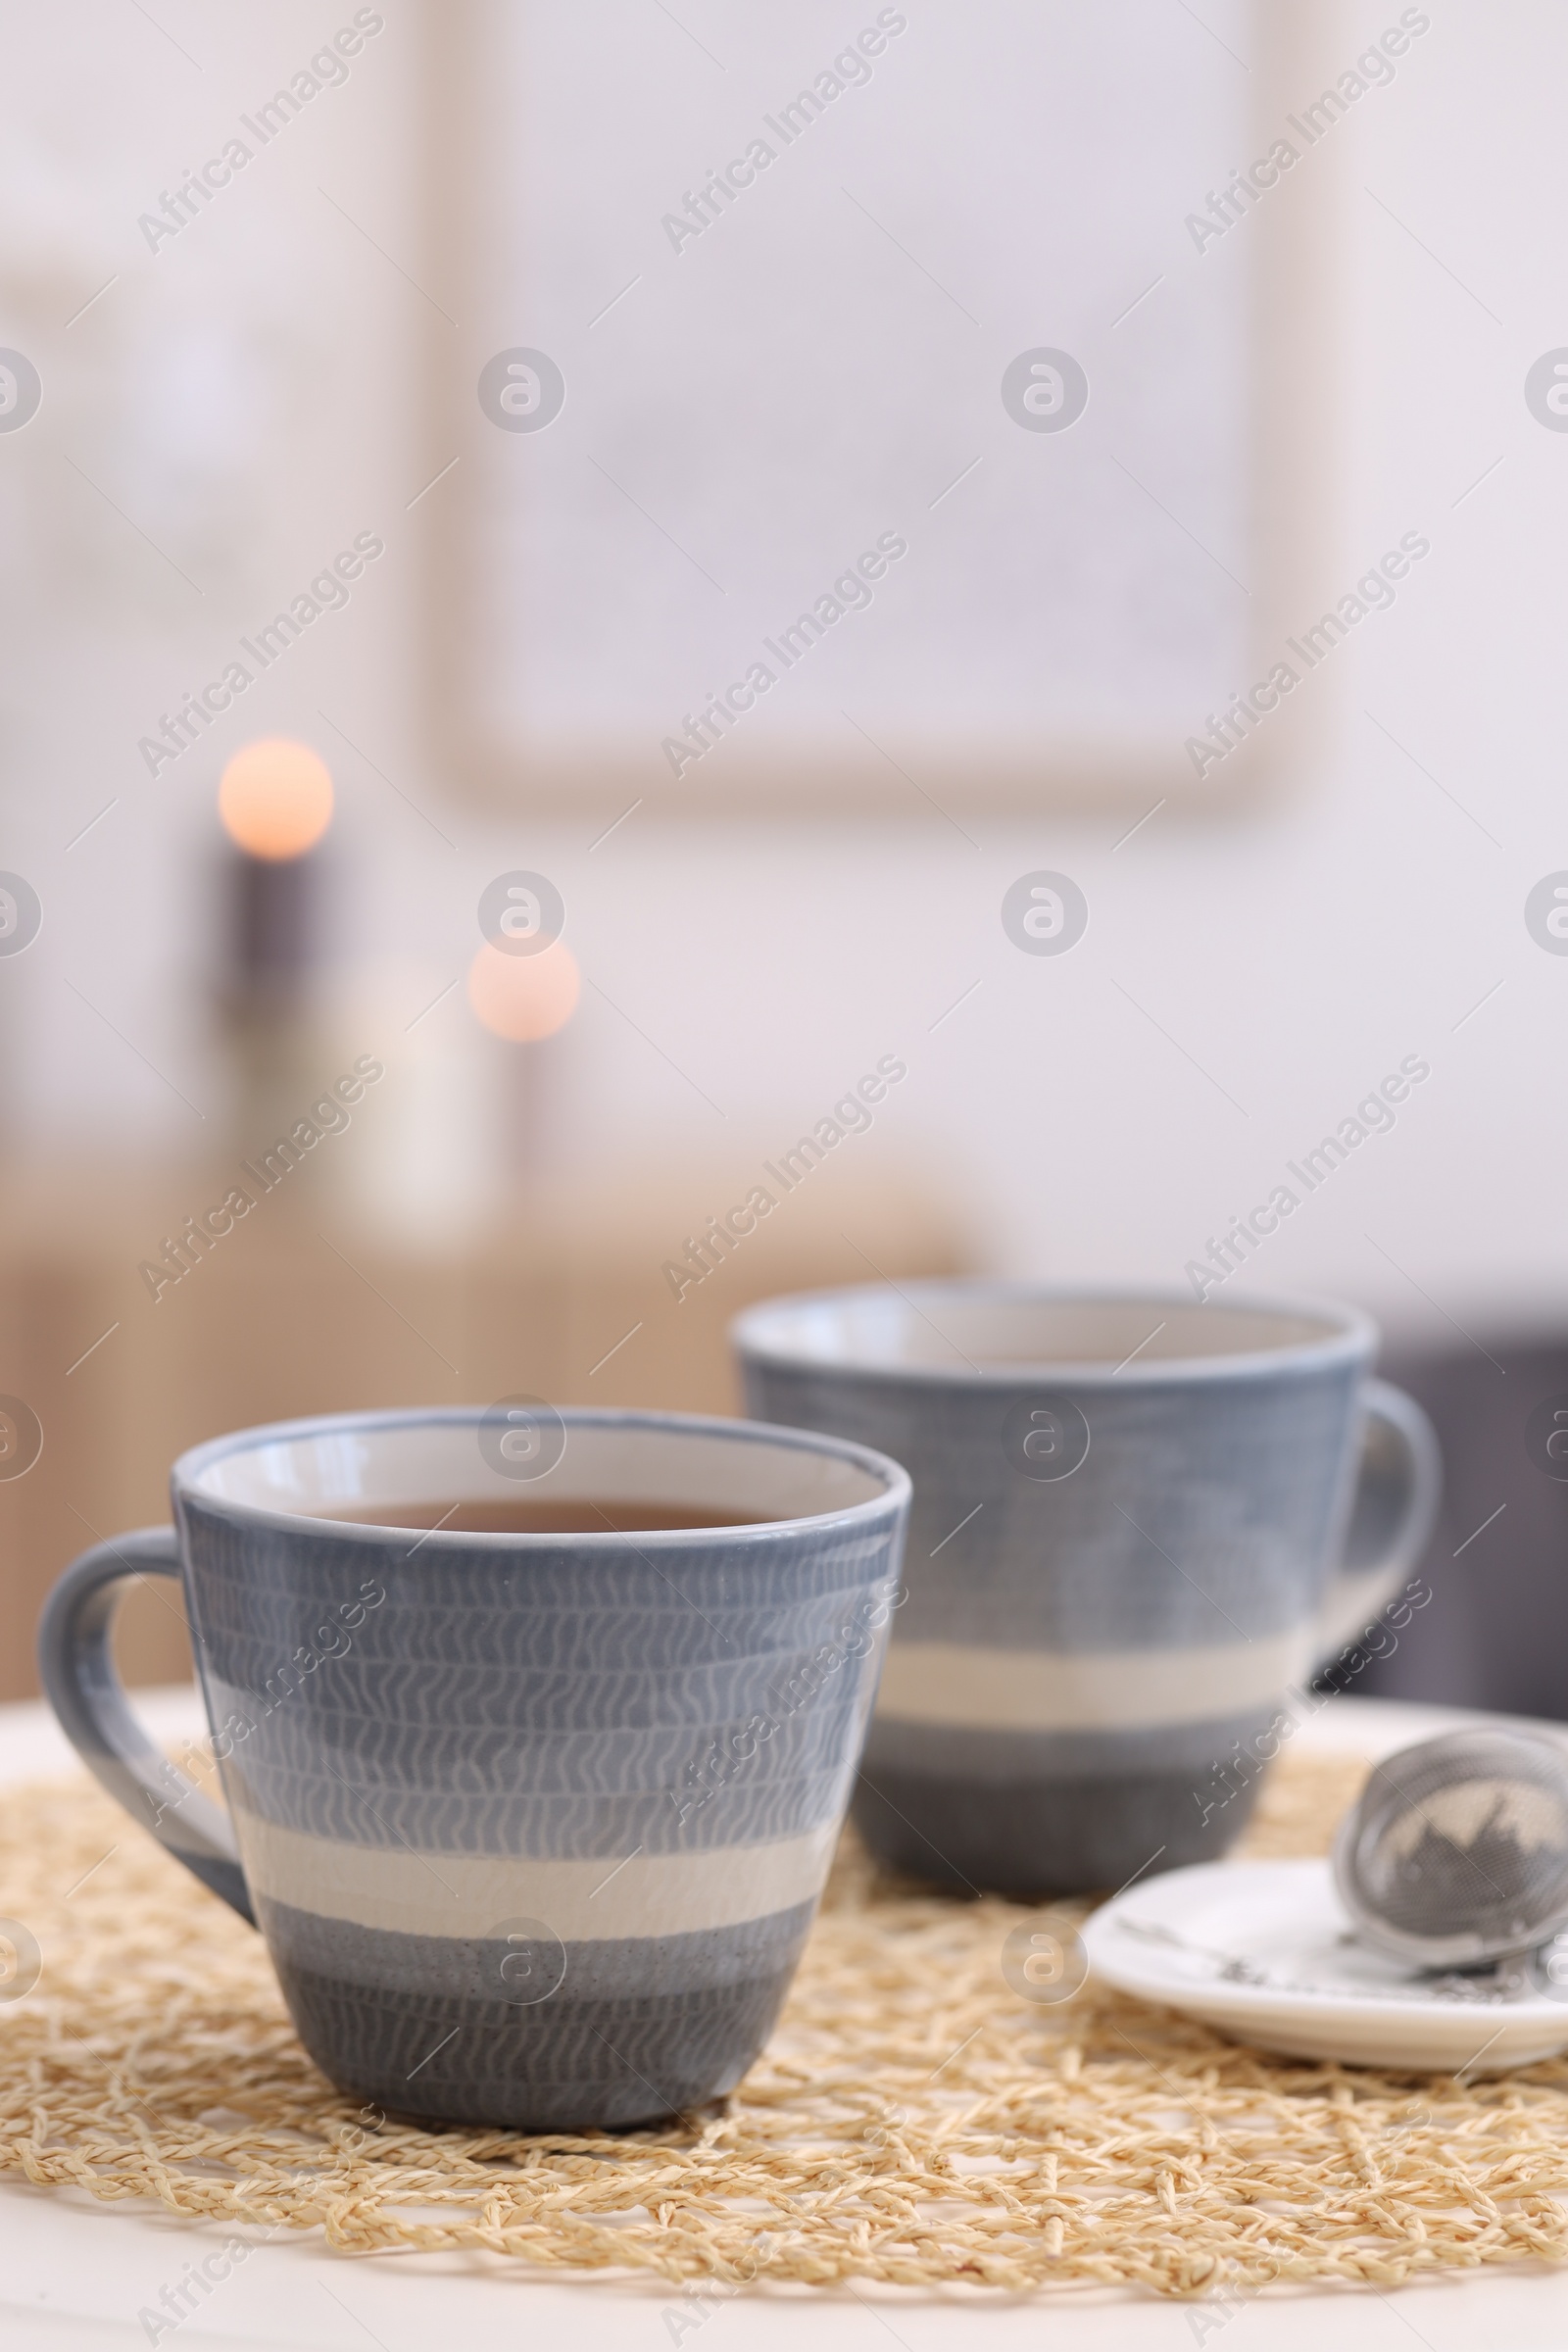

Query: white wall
[1,1,1561,1351]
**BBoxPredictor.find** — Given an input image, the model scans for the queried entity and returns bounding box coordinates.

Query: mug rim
[171,1403,912,1544]
[730,1280,1379,1387]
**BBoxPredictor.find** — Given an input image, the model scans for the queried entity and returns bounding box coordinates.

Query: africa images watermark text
[661,9,908,254]
[1183,8,1432,256]
[137,10,385,254]
[1185,532,1430,782]
[662,1054,906,1300]
[1184,1053,1429,1301]
[662,532,908,779]
[138,1054,383,1302]
[137,532,384,777]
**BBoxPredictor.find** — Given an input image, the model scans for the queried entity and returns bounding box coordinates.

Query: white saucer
[1083,1858,1568,2073]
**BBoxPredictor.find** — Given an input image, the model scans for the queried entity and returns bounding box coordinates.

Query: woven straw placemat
[4,1743,1568,2301]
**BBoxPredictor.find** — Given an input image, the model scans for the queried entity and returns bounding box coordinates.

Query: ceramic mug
[732,1285,1440,1895]
[37,1406,908,2131]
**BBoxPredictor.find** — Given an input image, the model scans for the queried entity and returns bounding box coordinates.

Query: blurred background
[1,0,1565,1709]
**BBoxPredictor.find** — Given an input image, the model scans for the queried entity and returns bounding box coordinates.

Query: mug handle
[1313,1379,1442,1661]
[36,1528,254,1923]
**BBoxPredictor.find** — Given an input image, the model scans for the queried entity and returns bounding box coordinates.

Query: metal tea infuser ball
[1334,1728,1568,1970]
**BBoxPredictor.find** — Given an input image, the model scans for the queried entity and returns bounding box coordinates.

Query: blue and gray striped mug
[733,1284,1440,1897]
[38,1406,908,2131]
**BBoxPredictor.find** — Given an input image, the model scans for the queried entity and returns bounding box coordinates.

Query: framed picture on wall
[424,0,1341,815]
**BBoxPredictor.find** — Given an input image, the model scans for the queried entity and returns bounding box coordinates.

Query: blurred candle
[219,739,332,1007]
[467,939,580,1183]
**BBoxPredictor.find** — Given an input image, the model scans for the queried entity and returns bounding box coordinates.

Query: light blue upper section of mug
[176,1490,904,1861]
[738,1360,1362,1650]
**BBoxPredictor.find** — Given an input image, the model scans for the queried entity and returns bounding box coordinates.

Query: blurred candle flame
[219,738,333,860]
[466,939,580,1041]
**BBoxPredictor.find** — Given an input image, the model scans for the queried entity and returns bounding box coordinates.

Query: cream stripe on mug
[232,1808,841,1940]
[875,1629,1319,1734]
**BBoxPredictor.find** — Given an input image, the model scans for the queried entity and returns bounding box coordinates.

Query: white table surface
[4,1688,1568,2352]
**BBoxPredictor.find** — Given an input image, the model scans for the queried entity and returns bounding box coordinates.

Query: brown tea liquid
[315,1498,784,1536]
